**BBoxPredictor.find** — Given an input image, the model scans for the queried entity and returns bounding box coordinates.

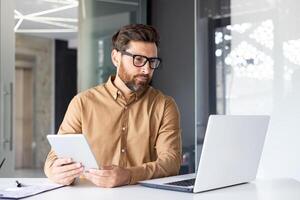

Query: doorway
[15,54,34,169]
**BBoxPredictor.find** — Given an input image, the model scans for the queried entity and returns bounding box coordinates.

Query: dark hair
[112,24,160,51]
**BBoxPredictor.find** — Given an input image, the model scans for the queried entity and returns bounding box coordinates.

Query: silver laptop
[139,115,270,193]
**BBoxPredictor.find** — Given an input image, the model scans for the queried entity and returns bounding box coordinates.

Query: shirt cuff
[127,165,148,185]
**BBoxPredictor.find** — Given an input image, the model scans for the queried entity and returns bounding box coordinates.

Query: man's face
[115,41,157,92]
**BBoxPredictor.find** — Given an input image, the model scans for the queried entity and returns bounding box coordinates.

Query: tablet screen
[47,134,99,169]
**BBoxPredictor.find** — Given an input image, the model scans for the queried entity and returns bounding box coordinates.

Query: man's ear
[111,49,120,68]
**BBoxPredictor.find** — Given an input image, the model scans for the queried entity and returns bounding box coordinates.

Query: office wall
[150,0,195,148]
[229,0,300,181]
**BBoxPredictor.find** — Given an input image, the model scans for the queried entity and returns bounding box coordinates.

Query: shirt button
[122,127,126,131]
[121,149,126,153]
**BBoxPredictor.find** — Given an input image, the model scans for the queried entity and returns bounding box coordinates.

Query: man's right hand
[48,158,84,185]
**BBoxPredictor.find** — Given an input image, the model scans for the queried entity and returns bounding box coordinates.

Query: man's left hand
[83,165,131,188]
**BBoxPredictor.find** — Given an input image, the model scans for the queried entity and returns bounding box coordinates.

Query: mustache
[134,74,149,79]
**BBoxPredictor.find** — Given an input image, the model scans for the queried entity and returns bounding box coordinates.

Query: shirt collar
[105,75,149,101]
[105,76,119,100]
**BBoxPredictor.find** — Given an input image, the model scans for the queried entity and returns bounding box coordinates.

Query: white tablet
[47,134,99,170]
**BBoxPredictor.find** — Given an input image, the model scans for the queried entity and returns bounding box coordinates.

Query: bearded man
[44,24,182,188]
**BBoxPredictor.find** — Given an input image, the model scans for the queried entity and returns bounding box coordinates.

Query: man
[44,24,182,188]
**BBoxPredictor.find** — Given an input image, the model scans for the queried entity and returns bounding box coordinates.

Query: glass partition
[78,0,147,91]
[0,0,15,177]
[196,0,300,180]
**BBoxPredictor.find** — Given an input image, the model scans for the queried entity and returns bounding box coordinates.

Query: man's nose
[141,61,152,74]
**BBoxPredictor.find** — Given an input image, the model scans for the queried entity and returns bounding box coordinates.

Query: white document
[0,180,64,199]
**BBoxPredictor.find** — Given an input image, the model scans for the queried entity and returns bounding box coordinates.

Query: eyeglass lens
[133,55,160,69]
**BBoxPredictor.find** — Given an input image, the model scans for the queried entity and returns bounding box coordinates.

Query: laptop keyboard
[165,178,195,187]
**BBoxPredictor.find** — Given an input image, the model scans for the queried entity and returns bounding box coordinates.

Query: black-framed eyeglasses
[119,50,161,69]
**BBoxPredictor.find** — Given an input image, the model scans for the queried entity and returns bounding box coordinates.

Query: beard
[118,63,151,92]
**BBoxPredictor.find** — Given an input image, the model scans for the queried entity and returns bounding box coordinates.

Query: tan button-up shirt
[44,76,182,184]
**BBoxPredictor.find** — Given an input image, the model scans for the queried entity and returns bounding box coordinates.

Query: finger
[59,176,77,185]
[54,166,84,181]
[84,172,101,185]
[101,165,114,170]
[87,168,113,177]
[84,172,113,187]
[54,162,82,174]
[61,166,84,179]
[53,158,73,167]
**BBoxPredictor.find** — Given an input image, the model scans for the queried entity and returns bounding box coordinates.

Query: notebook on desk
[0,179,64,199]
[139,115,270,193]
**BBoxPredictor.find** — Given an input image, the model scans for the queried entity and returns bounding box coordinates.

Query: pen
[16,180,23,187]
[0,158,5,169]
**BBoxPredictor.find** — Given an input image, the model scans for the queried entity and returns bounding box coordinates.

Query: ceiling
[14,0,78,44]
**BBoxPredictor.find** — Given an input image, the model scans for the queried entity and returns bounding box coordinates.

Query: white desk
[0,178,300,200]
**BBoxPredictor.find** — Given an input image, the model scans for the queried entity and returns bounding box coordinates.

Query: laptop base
[139,182,194,193]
